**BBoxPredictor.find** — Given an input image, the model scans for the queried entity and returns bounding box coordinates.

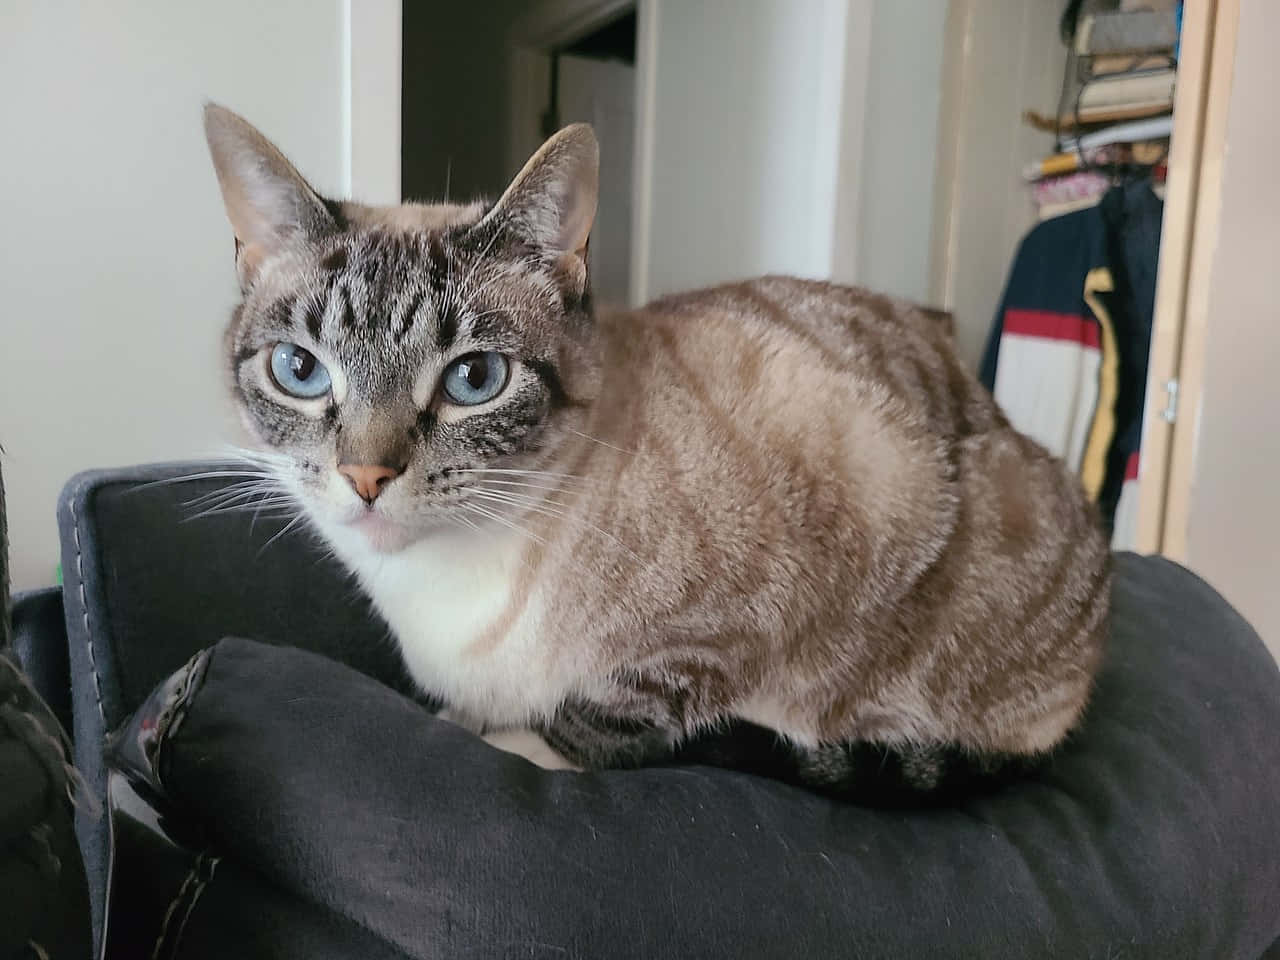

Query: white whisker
[468,477,584,496]
[470,489,573,518]
[132,470,272,492]
[466,489,641,563]
[457,468,594,485]
[459,501,546,544]
[256,513,308,556]
[181,478,280,502]
[566,428,636,455]
[183,493,290,519]
[182,504,296,524]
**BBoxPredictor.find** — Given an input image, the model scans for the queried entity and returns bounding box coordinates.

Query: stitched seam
[151,855,203,960]
[67,496,106,727]
[167,855,220,954]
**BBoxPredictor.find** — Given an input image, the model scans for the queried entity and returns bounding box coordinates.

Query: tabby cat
[203,104,1110,802]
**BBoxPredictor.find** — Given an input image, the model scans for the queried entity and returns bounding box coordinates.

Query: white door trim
[342,0,401,204]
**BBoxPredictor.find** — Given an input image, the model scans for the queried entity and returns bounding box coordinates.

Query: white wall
[1181,0,1280,655]
[1,1,394,590]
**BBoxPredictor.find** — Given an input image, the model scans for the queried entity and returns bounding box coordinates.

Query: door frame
[343,0,401,204]
[1135,0,1240,556]
[506,0,643,302]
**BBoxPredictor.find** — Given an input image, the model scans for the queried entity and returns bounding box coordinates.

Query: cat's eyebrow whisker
[467,223,509,283]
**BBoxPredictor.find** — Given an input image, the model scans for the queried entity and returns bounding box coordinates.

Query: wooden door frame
[1135,0,1240,556]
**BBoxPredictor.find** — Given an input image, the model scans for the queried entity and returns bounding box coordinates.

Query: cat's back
[586,277,965,620]
[614,275,952,356]
[600,276,997,443]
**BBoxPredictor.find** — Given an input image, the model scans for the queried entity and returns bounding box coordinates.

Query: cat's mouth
[342,506,418,553]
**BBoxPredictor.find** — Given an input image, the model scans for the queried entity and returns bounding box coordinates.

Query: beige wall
[929,0,1067,369]
[1181,0,1280,655]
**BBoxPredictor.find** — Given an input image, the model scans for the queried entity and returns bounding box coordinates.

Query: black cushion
[57,463,415,951]
[56,464,1280,957]
[146,543,1280,958]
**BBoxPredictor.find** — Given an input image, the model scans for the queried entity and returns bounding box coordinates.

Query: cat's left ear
[479,124,599,295]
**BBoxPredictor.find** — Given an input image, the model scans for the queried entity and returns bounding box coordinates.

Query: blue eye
[269,343,332,399]
[442,352,510,406]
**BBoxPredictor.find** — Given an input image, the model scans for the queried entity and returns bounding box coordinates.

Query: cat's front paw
[436,707,484,734]
[482,728,581,771]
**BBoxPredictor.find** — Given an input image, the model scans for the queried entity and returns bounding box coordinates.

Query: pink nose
[338,464,401,504]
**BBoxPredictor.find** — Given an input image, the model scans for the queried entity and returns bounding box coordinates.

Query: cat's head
[204,104,600,553]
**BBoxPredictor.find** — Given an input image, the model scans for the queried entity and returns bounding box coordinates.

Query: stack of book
[1023,1,1180,220]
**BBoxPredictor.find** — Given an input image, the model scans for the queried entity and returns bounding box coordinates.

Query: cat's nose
[338,463,402,504]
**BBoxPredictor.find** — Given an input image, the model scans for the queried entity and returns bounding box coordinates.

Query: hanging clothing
[980,179,1162,548]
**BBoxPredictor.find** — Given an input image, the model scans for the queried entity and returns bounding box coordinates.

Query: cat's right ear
[203,103,337,288]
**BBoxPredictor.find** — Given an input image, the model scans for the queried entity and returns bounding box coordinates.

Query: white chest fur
[318,521,575,726]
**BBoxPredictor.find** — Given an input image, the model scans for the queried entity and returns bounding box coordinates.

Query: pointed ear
[480,124,598,291]
[203,103,336,287]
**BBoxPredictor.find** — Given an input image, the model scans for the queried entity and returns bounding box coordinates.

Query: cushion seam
[67,495,106,728]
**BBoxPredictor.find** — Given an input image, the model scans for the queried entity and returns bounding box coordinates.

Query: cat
[203,103,1110,803]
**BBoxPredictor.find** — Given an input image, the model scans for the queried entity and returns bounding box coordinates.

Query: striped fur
[204,105,1110,799]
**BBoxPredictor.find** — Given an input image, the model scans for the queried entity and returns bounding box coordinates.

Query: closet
[935,0,1277,646]
[935,1,1177,552]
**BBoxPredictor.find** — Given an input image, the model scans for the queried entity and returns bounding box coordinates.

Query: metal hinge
[1160,378,1180,423]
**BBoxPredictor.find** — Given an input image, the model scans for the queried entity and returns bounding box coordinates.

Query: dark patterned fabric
[1,456,9,654]
[0,457,93,959]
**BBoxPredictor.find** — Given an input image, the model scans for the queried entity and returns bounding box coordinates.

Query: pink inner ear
[236,241,268,288]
